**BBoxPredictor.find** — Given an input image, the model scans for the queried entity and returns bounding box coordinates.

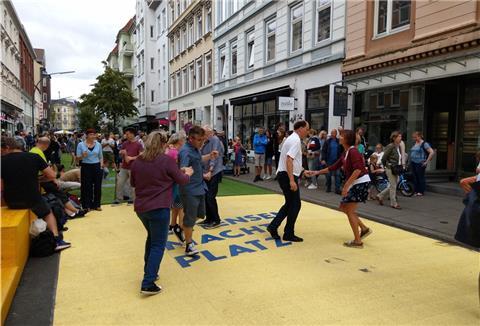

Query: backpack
[42,194,67,229]
[30,230,56,257]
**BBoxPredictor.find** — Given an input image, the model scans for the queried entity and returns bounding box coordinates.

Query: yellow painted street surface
[55,194,479,325]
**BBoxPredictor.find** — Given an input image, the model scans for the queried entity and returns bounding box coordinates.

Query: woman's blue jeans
[137,208,170,288]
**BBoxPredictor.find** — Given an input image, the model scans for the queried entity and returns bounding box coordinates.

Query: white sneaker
[265,175,271,180]
[185,242,199,256]
[307,184,318,190]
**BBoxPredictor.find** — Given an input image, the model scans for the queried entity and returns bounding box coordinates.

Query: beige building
[168,0,214,132]
[50,99,78,131]
[343,0,480,178]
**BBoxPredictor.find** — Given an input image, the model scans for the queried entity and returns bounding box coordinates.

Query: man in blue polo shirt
[178,126,218,256]
[253,126,268,182]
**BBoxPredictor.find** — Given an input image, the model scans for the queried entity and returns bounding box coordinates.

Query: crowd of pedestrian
[2,121,479,297]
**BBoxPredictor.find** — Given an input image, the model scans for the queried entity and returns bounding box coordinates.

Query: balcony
[120,43,134,56]
[122,67,134,77]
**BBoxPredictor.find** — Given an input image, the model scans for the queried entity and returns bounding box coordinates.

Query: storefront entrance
[353,73,480,178]
[230,86,291,150]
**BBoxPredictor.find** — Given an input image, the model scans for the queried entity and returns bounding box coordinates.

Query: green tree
[78,104,100,131]
[80,64,138,132]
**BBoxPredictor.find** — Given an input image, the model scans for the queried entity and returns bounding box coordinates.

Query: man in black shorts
[1,137,71,251]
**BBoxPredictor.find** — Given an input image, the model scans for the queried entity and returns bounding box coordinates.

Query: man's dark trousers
[268,171,301,236]
[205,172,222,223]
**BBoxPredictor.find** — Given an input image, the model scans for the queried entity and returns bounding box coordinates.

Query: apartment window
[150,57,154,71]
[183,67,188,93]
[169,37,174,59]
[189,63,195,91]
[157,15,161,35]
[171,74,176,98]
[231,41,237,75]
[290,3,303,52]
[197,13,203,39]
[183,0,187,11]
[170,3,175,24]
[205,53,212,85]
[151,90,155,102]
[177,71,182,95]
[219,47,227,79]
[196,57,203,89]
[43,93,47,102]
[42,78,47,87]
[316,0,331,43]
[150,25,154,38]
[182,27,187,51]
[188,20,194,46]
[176,1,181,18]
[246,30,255,69]
[206,7,212,33]
[265,18,276,62]
[162,9,166,32]
[176,32,180,55]
[375,0,410,36]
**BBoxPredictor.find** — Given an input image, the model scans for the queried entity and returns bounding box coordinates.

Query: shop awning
[229,86,292,106]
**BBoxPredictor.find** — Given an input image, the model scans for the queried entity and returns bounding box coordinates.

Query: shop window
[375,0,410,37]
[392,89,400,106]
[377,92,385,108]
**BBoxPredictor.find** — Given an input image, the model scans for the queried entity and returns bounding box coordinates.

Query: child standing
[233,137,243,177]
[166,132,186,243]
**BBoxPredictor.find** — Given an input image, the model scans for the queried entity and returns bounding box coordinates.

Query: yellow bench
[1,207,33,324]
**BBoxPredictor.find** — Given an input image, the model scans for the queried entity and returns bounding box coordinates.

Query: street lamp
[33,69,75,134]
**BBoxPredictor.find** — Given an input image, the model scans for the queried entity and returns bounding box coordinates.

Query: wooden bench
[1,207,33,324]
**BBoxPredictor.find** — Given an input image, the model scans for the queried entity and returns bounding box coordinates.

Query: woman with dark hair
[410,131,434,196]
[264,129,274,180]
[306,129,372,248]
[76,129,103,211]
[377,131,403,209]
[273,126,286,175]
[131,131,193,295]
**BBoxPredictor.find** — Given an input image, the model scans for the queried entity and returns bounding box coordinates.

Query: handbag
[391,165,403,176]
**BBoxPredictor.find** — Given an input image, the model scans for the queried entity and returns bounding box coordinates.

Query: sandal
[391,205,402,210]
[376,196,384,206]
[360,228,372,239]
[343,240,363,249]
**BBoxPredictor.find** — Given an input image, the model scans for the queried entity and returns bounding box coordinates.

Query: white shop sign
[278,97,295,111]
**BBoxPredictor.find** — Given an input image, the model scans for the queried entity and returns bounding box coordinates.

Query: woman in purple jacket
[130,131,193,295]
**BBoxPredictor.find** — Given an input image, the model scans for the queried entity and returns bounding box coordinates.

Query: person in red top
[113,127,144,205]
[305,129,372,248]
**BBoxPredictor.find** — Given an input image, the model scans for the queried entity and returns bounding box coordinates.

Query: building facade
[343,0,480,178]
[168,0,214,132]
[19,28,35,133]
[212,0,346,147]
[131,0,170,131]
[50,99,78,131]
[107,16,137,127]
[1,0,22,136]
[34,48,51,134]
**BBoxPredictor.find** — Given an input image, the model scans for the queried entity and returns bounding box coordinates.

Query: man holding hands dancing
[267,121,310,242]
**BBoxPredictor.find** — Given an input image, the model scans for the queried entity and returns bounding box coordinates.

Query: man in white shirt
[267,120,310,242]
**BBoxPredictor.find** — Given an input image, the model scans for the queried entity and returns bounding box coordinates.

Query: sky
[13,0,135,100]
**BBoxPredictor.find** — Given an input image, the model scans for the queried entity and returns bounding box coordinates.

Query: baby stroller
[233,148,250,175]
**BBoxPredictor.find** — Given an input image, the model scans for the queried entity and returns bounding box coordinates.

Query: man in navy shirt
[178,126,218,256]
[321,129,343,194]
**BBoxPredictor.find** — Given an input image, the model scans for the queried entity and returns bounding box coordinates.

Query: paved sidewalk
[226,167,466,244]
